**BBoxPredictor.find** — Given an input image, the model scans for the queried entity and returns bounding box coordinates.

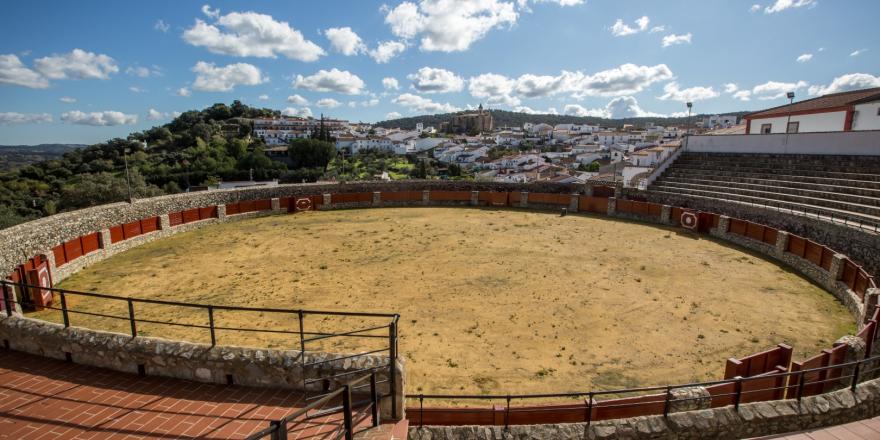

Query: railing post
[2,282,12,317]
[370,371,380,427]
[389,317,398,420]
[585,392,593,427]
[851,361,861,392]
[419,394,424,427]
[60,291,70,327]
[127,298,137,337]
[505,395,511,430]
[796,372,806,403]
[342,383,354,440]
[663,386,671,418]
[734,378,743,411]
[207,306,216,346]
[269,419,286,440]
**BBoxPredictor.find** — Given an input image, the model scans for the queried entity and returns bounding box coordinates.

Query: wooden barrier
[857,320,877,359]
[739,366,788,404]
[724,344,792,379]
[478,191,509,206]
[226,198,272,215]
[429,191,472,202]
[280,195,323,210]
[593,393,665,421]
[578,196,608,214]
[169,207,216,227]
[52,232,104,267]
[592,185,615,198]
[381,191,423,202]
[787,344,847,398]
[527,192,569,206]
[508,191,522,205]
[406,407,495,426]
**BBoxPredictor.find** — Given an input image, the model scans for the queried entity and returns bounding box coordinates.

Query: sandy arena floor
[38,207,854,397]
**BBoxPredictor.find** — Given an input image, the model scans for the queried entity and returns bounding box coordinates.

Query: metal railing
[246,371,382,440]
[407,353,880,428]
[0,279,400,419]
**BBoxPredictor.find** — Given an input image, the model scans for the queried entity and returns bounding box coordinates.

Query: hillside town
[250,105,744,186]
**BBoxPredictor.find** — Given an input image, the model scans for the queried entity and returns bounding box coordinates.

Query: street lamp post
[784,91,795,151]
[685,102,693,151]
[123,147,133,203]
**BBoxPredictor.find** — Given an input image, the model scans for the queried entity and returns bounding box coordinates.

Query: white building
[743,87,880,134]
[702,115,739,129]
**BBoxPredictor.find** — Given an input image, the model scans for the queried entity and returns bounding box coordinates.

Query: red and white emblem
[681,211,699,230]
[27,262,53,308]
[295,197,313,211]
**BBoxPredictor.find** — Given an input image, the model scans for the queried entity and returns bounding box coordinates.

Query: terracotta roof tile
[745,87,880,119]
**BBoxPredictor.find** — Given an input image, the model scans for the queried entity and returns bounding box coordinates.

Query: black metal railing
[0,279,400,419]
[407,353,880,428]
[245,371,382,440]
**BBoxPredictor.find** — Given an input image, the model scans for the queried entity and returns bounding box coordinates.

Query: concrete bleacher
[649,152,880,229]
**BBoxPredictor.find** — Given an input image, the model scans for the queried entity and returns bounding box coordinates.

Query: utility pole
[123,147,133,203]
[685,102,693,152]
[784,91,795,152]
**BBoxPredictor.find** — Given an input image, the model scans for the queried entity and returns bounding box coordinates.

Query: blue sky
[0,0,878,145]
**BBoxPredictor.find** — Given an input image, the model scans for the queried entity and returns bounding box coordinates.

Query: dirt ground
[39,207,854,397]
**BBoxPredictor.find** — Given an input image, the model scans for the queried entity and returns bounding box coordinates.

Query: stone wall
[407,376,880,439]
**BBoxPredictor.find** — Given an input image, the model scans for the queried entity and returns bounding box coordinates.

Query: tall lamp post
[684,101,693,151]
[123,147,133,203]
[784,91,795,152]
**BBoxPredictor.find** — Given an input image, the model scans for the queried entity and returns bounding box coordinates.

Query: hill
[373,109,751,130]
[0,144,86,171]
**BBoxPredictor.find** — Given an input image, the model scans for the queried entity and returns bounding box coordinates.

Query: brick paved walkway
[753,417,880,439]
[0,349,356,439]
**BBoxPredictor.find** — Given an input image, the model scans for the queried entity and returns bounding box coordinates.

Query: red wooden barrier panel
[429,191,471,201]
[52,245,67,267]
[616,199,633,214]
[724,344,792,379]
[592,185,615,197]
[593,393,665,421]
[81,232,101,254]
[332,192,372,204]
[671,207,684,226]
[787,235,807,258]
[805,241,824,267]
[507,403,593,425]
[182,208,201,224]
[508,191,522,205]
[382,191,423,202]
[225,202,241,215]
[239,200,255,213]
[168,211,184,226]
[141,216,160,233]
[729,218,747,236]
[788,351,830,398]
[62,237,84,261]
[527,192,569,205]
[578,196,608,214]
[842,259,859,293]
[405,407,495,426]
[647,202,662,217]
[706,382,736,408]
[820,246,834,271]
[858,320,877,358]
[254,199,272,211]
[478,191,509,206]
[122,221,142,240]
[739,366,788,404]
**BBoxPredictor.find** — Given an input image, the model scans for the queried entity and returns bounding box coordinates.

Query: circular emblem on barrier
[295,197,313,211]
[681,211,699,230]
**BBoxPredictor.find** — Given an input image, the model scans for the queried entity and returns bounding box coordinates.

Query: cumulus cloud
[0,54,49,88]
[316,98,342,108]
[176,87,191,97]
[571,63,674,98]
[392,93,459,114]
[764,0,816,14]
[796,53,813,63]
[733,90,752,101]
[282,107,313,118]
[751,80,808,100]
[183,10,324,61]
[407,67,465,93]
[293,68,366,95]
[661,33,692,47]
[610,16,649,37]
[520,0,584,6]
[850,49,868,57]
[563,104,606,118]
[129,86,146,93]
[126,65,162,78]
[146,108,174,120]
[34,49,118,80]
[61,110,137,126]
[657,82,720,102]
[514,106,557,115]
[286,94,309,105]
[0,112,53,125]
[60,96,76,103]
[384,0,518,52]
[154,19,170,33]
[382,77,400,90]
[258,94,269,101]
[324,27,366,56]
[807,73,880,96]
[468,73,520,106]
[191,61,265,92]
[369,40,407,63]
[749,4,761,12]
[385,111,403,119]
[723,83,739,94]
[202,4,221,19]
[562,96,663,119]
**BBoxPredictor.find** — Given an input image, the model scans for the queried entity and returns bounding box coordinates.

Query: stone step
[669,163,880,181]
[664,168,880,188]
[663,172,880,194]
[654,176,880,207]
[651,181,880,217]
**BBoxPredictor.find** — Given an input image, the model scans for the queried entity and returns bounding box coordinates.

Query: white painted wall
[685,131,880,155]
[854,102,880,131]
[748,111,847,134]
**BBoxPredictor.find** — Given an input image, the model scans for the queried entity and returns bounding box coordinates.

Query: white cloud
[129,86,146,93]
[407,67,464,93]
[514,72,576,98]
[796,53,813,63]
[369,40,407,63]
[258,94,269,101]
[385,111,403,119]
[468,73,520,106]
[286,94,309,105]
[750,4,761,12]
[764,0,816,14]
[183,10,325,61]
[61,110,137,126]
[176,87,191,97]
[382,77,400,90]
[562,96,664,119]
[59,96,76,103]
[563,104,607,118]
[324,27,366,56]
[147,108,173,120]
[514,106,557,114]
[34,49,118,81]
[392,93,459,114]
[649,26,666,34]
[126,66,150,77]
[610,16,649,37]
[850,48,868,57]
[316,98,342,108]
[661,33,692,47]
[751,80,808,100]
[522,0,584,6]
[0,112,53,125]
[807,73,880,96]
[0,54,49,88]
[571,63,674,98]
[282,107,313,118]
[293,68,366,95]
[202,4,221,19]
[360,98,380,107]
[723,83,738,94]
[733,90,752,101]
[657,81,720,102]
[384,0,518,52]
[154,19,170,33]
[192,61,265,92]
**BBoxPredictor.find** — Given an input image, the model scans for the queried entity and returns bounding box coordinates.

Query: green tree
[288,138,335,170]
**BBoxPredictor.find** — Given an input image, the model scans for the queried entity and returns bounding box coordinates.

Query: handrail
[636,144,683,190]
